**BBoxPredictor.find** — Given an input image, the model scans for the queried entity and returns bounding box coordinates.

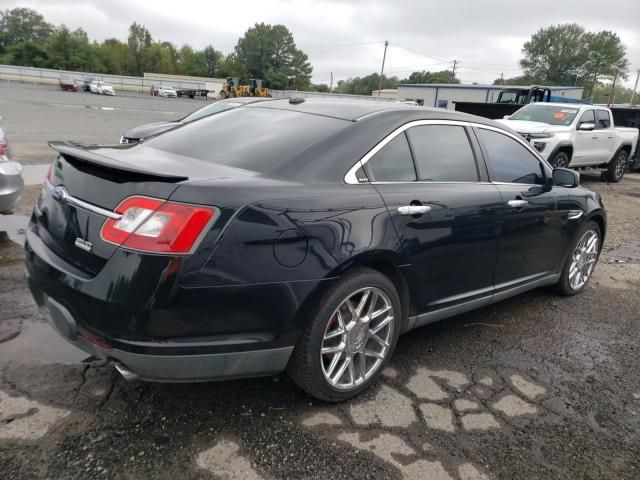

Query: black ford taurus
[25,98,605,401]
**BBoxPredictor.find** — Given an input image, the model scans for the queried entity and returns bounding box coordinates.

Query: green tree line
[0,8,313,90]
[493,23,630,100]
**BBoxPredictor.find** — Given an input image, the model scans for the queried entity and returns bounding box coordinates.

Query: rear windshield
[510,104,579,126]
[181,101,242,123]
[145,107,348,173]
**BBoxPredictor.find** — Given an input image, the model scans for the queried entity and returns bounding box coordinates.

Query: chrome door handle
[398,205,431,215]
[507,199,528,208]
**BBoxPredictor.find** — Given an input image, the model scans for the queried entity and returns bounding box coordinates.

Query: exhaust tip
[113,362,141,382]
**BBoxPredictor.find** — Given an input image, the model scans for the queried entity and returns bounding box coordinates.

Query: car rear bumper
[0,161,24,212]
[38,295,293,382]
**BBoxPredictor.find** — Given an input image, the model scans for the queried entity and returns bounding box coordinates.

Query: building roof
[397,83,583,91]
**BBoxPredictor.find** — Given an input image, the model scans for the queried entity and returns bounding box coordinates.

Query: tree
[1,40,47,67]
[519,24,629,95]
[400,70,460,84]
[126,22,152,75]
[334,73,399,96]
[203,45,223,77]
[44,26,93,71]
[0,8,52,53]
[234,23,312,89]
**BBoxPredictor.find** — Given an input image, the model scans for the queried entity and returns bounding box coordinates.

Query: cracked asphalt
[1,83,640,479]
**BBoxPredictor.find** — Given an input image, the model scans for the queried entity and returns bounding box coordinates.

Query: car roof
[527,102,594,109]
[247,97,504,125]
[222,97,274,105]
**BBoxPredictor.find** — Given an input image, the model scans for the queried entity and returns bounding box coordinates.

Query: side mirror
[552,168,579,188]
[503,115,511,120]
[578,122,596,131]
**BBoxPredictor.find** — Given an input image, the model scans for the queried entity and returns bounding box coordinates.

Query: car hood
[495,119,571,134]
[122,121,182,141]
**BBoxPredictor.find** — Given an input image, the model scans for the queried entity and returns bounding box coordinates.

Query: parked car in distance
[27,99,606,402]
[497,103,639,182]
[59,75,78,92]
[89,80,100,93]
[158,86,177,98]
[0,118,24,213]
[82,77,96,92]
[96,82,116,96]
[120,97,271,143]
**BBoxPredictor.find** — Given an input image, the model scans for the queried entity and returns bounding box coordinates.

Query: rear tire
[604,150,627,183]
[288,268,402,402]
[553,220,601,296]
[550,151,570,169]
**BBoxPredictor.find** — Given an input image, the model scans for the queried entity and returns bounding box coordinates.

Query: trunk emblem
[51,186,69,203]
[74,238,93,253]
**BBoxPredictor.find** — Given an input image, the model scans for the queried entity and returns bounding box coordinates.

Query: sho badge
[74,238,93,253]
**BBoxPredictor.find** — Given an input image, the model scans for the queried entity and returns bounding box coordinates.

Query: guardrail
[0,64,206,93]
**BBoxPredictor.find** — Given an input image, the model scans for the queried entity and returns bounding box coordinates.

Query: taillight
[101,196,216,254]
[0,139,7,157]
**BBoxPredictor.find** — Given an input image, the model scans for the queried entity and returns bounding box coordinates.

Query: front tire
[288,268,402,402]
[554,221,601,296]
[604,150,627,183]
[550,151,570,169]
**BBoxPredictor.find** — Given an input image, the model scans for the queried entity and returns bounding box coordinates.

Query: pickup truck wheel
[287,268,401,402]
[550,151,570,168]
[604,150,627,183]
[553,220,601,296]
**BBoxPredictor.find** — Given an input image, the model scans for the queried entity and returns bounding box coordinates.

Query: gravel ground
[0,84,639,479]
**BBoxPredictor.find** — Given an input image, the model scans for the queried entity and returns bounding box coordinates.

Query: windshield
[147,107,348,173]
[509,104,578,126]
[182,101,243,122]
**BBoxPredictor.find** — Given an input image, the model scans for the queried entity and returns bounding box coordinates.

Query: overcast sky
[4,0,639,88]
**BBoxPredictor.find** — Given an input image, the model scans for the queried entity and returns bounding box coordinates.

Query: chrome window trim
[344,119,551,185]
[44,180,122,220]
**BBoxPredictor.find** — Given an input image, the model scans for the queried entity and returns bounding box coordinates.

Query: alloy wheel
[569,229,599,290]
[320,287,394,391]
[615,154,626,179]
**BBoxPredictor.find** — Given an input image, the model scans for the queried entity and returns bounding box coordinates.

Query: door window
[596,110,611,129]
[577,110,595,129]
[407,125,479,182]
[478,128,545,185]
[365,132,417,182]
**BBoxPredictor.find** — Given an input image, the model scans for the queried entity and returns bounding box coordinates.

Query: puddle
[45,102,181,116]
[0,317,89,364]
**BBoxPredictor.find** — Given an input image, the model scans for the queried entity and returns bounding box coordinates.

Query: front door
[363,122,502,314]
[573,109,599,165]
[475,127,566,292]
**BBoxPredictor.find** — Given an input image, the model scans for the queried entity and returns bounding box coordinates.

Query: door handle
[591,136,598,139]
[607,135,614,139]
[398,205,431,215]
[507,199,528,208]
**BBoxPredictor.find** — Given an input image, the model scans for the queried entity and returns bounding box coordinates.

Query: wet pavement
[0,84,639,479]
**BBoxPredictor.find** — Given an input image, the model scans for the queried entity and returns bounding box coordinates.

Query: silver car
[0,118,24,213]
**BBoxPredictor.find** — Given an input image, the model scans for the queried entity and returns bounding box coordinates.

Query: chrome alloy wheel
[569,229,599,290]
[615,153,627,179]
[320,287,394,390]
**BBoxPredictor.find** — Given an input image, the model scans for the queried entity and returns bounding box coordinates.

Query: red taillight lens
[0,140,8,157]
[101,196,216,254]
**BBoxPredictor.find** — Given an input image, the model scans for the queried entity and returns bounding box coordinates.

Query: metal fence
[0,64,396,102]
[0,64,206,93]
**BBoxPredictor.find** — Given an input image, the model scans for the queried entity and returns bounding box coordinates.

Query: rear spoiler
[48,141,189,182]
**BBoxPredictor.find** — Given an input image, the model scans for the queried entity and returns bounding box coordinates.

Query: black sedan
[26,98,605,401]
[119,97,272,144]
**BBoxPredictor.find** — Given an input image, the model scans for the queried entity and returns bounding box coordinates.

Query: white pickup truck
[497,103,639,182]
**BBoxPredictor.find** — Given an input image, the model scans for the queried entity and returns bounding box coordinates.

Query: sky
[3,0,639,88]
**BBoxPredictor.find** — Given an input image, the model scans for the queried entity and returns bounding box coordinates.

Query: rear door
[595,109,615,162]
[364,121,503,315]
[475,127,566,292]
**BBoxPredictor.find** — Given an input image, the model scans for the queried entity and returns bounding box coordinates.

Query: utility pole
[630,69,640,106]
[499,72,504,85]
[330,72,333,94]
[451,60,458,83]
[607,73,618,108]
[377,40,388,97]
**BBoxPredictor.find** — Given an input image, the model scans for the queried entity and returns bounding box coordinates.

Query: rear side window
[478,128,545,185]
[596,110,611,129]
[145,108,347,173]
[366,133,417,182]
[407,125,478,182]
